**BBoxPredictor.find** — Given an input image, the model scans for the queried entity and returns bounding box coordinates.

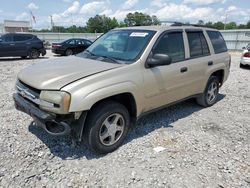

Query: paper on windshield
[130,32,149,37]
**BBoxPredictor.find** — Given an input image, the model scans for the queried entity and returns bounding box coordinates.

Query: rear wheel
[196,76,219,107]
[29,49,40,59]
[83,101,130,154]
[65,49,73,56]
[240,63,245,68]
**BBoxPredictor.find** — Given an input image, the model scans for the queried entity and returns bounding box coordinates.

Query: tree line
[33,12,250,33]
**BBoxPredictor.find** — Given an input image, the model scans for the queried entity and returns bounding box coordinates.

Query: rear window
[187,32,210,58]
[207,31,227,54]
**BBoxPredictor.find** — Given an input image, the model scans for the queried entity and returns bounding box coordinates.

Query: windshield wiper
[98,55,121,64]
[84,50,121,64]
[85,50,95,56]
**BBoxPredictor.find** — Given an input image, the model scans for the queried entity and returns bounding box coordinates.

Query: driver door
[142,30,190,112]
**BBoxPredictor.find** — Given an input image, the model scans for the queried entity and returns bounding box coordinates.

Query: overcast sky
[0,0,249,29]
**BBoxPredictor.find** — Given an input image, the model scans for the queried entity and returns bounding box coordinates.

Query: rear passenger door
[75,39,85,53]
[206,30,230,68]
[183,29,212,95]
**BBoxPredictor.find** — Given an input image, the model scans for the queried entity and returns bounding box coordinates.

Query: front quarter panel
[61,63,144,116]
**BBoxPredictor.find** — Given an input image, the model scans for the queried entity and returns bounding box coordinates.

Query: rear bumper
[13,93,71,136]
[240,57,250,65]
[52,48,64,55]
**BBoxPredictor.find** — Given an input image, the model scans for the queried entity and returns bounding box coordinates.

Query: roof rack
[160,21,209,28]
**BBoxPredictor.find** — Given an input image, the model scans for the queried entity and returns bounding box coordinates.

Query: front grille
[16,80,40,98]
[16,80,41,106]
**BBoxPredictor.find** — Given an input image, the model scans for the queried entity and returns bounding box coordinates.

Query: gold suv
[13,25,230,154]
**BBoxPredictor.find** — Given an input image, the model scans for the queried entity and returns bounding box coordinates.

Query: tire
[65,49,73,56]
[29,49,40,59]
[196,76,220,107]
[83,101,130,154]
[240,63,245,68]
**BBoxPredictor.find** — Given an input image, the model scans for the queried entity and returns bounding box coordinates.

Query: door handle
[180,67,188,73]
[208,61,213,66]
[10,43,15,46]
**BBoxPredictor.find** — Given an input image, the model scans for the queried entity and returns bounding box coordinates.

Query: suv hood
[18,56,122,90]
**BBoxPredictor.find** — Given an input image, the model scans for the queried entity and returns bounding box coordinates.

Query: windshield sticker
[130,32,149,37]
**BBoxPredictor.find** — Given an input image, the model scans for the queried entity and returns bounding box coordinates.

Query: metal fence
[29,29,250,50]
[220,30,250,50]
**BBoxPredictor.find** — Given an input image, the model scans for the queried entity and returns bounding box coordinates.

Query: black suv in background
[0,33,46,59]
[52,38,92,56]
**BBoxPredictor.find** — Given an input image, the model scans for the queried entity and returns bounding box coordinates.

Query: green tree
[197,20,204,25]
[205,21,214,28]
[124,12,160,26]
[246,20,250,29]
[225,22,237,30]
[213,21,225,30]
[237,24,246,29]
[86,15,119,33]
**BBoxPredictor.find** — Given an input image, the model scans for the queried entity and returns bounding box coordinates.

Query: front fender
[66,81,142,114]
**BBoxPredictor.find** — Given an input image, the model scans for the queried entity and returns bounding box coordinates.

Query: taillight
[243,52,250,58]
[52,44,61,48]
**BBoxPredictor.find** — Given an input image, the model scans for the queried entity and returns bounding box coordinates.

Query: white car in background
[240,43,250,68]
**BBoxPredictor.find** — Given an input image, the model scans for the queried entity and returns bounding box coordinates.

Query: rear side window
[187,32,210,58]
[13,35,32,42]
[207,31,227,54]
[13,35,25,42]
[153,32,185,63]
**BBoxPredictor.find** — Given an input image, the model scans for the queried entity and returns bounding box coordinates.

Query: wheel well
[90,93,137,119]
[211,70,224,86]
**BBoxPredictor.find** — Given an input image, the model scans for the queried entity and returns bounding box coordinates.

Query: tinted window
[75,39,83,45]
[153,32,185,63]
[187,32,210,58]
[3,35,12,42]
[85,40,92,45]
[66,39,75,45]
[207,31,227,54]
[13,35,24,42]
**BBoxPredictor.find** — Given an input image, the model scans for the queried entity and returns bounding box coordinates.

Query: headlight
[39,91,71,114]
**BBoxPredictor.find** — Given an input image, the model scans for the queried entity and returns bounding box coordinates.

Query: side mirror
[242,47,246,50]
[146,53,172,68]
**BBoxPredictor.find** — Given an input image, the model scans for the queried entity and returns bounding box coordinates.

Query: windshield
[78,29,155,63]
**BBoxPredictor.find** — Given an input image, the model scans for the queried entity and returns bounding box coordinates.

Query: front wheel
[196,76,219,107]
[83,101,130,154]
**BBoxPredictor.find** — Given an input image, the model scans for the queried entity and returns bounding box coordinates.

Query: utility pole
[50,15,54,32]
[224,12,228,30]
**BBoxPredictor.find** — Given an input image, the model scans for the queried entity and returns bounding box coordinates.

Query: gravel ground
[0,51,249,187]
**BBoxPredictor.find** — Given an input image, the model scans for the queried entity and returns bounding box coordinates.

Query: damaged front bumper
[13,93,71,136]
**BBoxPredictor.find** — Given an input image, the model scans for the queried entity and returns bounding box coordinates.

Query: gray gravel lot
[0,51,249,187]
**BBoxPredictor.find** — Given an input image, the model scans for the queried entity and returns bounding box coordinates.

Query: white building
[0,20,30,33]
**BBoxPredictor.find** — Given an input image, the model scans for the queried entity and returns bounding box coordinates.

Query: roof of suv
[114,25,218,32]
